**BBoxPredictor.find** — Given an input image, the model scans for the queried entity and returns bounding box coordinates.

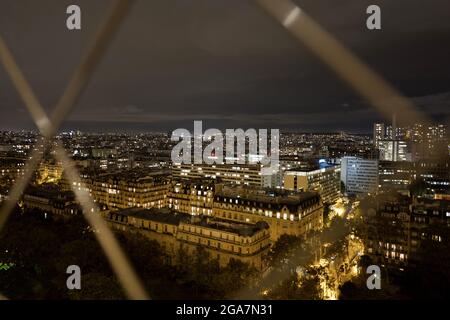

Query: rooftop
[185,217,269,237]
[286,160,340,173]
[24,185,75,201]
[94,169,170,183]
[113,207,270,237]
[215,185,321,210]
[116,207,191,226]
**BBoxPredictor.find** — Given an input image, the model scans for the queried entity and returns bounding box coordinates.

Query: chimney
[392,113,397,139]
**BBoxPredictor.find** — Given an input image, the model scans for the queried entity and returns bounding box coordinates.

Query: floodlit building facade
[283,163,341,204]
[167,179,214,216]
[86,170,170,209]
[373,123,385,148]
[212,185,323,240]
[105,207,271,270]
[378,140,411,162]
[172,163,263,186]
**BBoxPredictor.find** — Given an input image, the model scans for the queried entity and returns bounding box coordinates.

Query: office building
[341,157,379,195]
[378,160,415,193]
[284,162,341,204]
[378,140,411,162]
[373,123,385,148]
[172,163,263,187]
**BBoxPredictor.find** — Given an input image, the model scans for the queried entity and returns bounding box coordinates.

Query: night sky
[1,0,450,133]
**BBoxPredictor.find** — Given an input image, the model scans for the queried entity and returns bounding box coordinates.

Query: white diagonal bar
[0,140,46,230]
[0,0,148,300]
[48,0,137,138]
[54,143,149,300]
[256,0,430,126]
[0,39,52,136]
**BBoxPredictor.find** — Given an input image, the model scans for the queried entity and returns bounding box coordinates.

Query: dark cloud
[1,0,450,133]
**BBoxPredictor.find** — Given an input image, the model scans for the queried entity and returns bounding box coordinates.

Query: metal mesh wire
[0,0,148,300]
[0,0,432,300]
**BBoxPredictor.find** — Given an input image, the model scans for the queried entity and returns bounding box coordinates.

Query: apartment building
[167,179,214,216]
[105,207,271,270]
[363,194,450,271]
[22,185,81,216]
[86,170,170,209]
[212,185,323,240]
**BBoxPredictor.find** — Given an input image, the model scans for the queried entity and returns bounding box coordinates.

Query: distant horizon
[2,1,450,134]
[2,119,449,136]
[0,126,375,136]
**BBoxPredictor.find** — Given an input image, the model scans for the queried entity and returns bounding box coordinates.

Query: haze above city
[1,0,450,133]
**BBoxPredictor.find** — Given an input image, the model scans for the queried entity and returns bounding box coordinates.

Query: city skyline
[1,0,450,304]
[1,0,450,133]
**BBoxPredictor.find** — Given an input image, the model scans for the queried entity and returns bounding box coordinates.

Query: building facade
[22,186,81,216]
[86,170,170,209]
[105,207,271,270]
[340,157,379,195]
[373,123,385,148]
[378,160,415,194]
[172,163,263,187]
[363,194,450,271]
[167,179,214,215]
[212,185,323,240]
[378,140,411,162]
[284,163,341,205]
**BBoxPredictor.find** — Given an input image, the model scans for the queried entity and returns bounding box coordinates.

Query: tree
[409,178,428,197]
[68,273,124,300]
[267,234,303,269]
[407,223,450,299]
[267,274,321,300]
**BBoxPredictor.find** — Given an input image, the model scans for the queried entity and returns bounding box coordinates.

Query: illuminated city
[0,0,450,308]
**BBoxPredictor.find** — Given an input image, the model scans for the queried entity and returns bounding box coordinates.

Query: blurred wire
[0,141,46,231]
[0,0,136,230]
[0,0,148,300]
[0,38,51,135]
[0,0,438,301]
[0,33,51,230]
[230,0,435,299]
[256,0,431,126]
[55,142,149,300]
[48,0,137,138]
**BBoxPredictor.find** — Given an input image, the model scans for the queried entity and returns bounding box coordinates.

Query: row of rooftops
[0,157,26,167]
[109,207,269,237]
[90,169,170,184]
[118,207,188,225]
[24,185,75,202]
[214,184,321,208]
[412,198,450,218]
[286,163,340,173]
[367,193,450,219]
